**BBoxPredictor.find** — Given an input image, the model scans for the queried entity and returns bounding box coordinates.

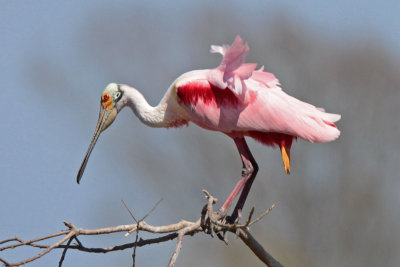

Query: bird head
[76,83,124,184]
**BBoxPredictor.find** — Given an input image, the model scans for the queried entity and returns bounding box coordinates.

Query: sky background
[1,0,400,266]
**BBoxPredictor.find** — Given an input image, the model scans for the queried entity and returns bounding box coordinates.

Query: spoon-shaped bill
[77,106,116,183]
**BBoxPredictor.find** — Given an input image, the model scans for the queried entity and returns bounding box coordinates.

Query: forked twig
[121,198,163,267]
[0,191,280,267]
[58,237,73,267]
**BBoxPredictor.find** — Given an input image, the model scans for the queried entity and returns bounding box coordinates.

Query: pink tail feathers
[303,110,341,143]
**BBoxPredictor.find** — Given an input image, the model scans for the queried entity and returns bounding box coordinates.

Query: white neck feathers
[121,85,184,128]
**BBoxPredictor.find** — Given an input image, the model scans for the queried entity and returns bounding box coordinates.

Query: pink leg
[220,137,258,221]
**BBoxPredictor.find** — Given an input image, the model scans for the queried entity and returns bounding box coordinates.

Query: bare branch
[0,231,69,251]
[122,199,139,223]
[140,198,163,221]
[0,237,19,245]
[58,237,73,267]
[121,199,139,267]
[121,198,163,267]
[0,191,281,267]
[234,228,283,267]
[248,204,275,227]
[4,231,76,266]
[168,232,184,267]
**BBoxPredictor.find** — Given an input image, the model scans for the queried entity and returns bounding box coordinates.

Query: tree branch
[235,228,283,267]
[0,191,282,267]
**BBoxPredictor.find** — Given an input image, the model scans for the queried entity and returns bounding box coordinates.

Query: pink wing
[176,36,340,174]
[207,35,258,96]
[176,35,340,146]
[176,79,341,144]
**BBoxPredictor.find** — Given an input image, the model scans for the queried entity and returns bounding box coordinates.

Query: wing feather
[175,35,340,145]
[176,79,340,144]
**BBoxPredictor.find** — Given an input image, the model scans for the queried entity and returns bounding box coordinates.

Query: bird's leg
[219,137,258,223]
[229,138,258,222]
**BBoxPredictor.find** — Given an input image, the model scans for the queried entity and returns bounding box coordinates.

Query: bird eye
[115,92,121,99]
[102,94,110,102]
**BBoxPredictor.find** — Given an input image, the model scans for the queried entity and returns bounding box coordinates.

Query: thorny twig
[0,191,281,267]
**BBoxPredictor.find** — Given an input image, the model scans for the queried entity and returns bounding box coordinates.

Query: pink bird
[77,36,341,221]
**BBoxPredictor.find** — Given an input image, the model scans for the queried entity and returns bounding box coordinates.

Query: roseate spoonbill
[77,36,340,221]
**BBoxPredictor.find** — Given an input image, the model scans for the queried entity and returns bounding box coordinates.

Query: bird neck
[123,86,170,128]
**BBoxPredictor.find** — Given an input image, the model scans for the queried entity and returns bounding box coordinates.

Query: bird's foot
[215,209,244,240]
[225,208,242,225]
[201,190,231,242]
[201,190,258,243]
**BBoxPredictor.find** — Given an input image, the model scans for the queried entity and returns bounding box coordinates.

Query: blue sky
[1,0,400,266]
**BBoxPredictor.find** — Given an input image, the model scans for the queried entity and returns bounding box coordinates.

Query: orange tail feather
[280,144,291,174]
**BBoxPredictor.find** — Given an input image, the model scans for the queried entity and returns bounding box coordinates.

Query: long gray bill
[76,106,109,184]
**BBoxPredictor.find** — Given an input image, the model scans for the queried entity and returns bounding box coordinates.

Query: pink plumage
[78,35,341,222]
[176,35,341,165]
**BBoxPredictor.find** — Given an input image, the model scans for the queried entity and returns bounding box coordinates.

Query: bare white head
[77,83,126,183]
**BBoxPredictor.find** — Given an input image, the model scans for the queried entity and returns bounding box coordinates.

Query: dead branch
[0,191,282,267]
[121,198,163,267]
